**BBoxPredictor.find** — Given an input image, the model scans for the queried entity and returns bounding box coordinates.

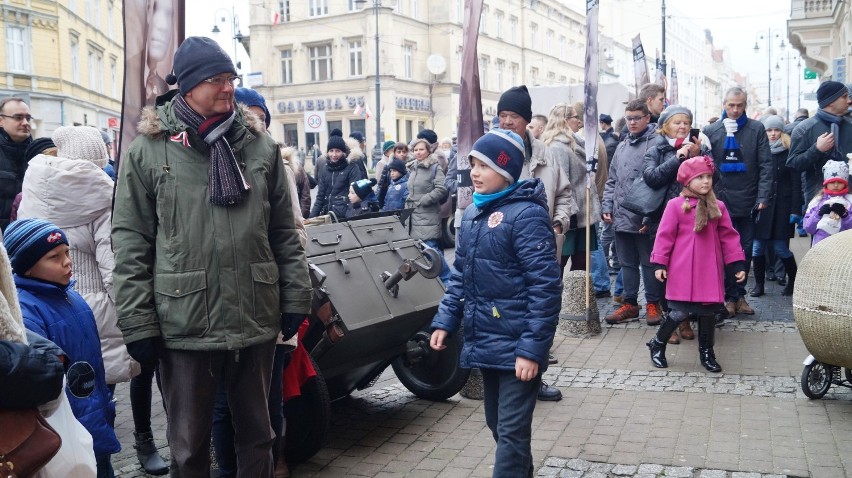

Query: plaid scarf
[173,95,250,206]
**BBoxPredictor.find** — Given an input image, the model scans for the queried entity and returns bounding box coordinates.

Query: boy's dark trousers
[482,369,542,478]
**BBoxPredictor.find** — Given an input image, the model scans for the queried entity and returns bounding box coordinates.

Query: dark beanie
[497,85,533,123]
[817,80,847,109]
[468,128,526,184]
[382,140,396,153]
[327,135,350,155]
[599,114,613,124]
[330,128,343,137]
[417,129,438,144]
[351,178,377,200]
[234,87,271,128]
[4,218,69,275]
[350,131,365,143]
[387,158,407,175]
[165,36,237,94]
[24,137,55,162]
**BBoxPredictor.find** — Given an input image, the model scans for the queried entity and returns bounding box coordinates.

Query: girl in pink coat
[648,156,747,372]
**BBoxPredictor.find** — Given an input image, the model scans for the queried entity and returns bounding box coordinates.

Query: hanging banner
[669,60,678,105]
[456,0,485,211]
[583,0,600,185]
[632,34,650,95]
[118,0,185,163]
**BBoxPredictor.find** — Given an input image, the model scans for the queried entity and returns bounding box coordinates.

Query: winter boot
[134,431,169,476]
[749,255,766,297]
[647,314,679,368]
[781,256,797,296]
[697,315,722,373]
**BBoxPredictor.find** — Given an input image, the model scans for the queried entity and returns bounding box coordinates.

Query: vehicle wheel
[801,361,833,399]
[439,216,456,248]
[392,330,470,401]
[284,355,331,463]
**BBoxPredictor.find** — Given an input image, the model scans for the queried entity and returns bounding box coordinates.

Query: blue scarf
[815,109,845,161]
[719,111,748,173]
[472,180,523,209]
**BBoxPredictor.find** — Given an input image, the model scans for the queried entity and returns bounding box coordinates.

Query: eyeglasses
[202,75,242,87]
[0,114,33,122]
[624,115,649,123]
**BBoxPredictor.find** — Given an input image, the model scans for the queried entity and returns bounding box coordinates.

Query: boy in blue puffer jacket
[381,158,409,212]
[430,129,562,478]
[6,218,120,477]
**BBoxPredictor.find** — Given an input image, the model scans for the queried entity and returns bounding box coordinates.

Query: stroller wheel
[801,361,834,399]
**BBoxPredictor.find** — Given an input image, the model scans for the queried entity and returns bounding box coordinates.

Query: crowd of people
[1,31,851,478]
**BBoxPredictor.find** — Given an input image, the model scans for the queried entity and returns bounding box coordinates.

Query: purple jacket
[803,193,852,245]
[651,197,745,304]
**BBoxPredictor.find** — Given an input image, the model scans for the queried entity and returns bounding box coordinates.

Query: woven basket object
[793,230,852,369]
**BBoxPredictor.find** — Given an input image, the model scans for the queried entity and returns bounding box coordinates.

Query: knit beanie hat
[387,158,407,175]
[165,36,237,95]
[599,114,613,124]
[468,128,526,184]
[417,129,438,144]
[4,219,69,275]
[761,115,785,131]
[817,80,847,109]
[822,160,849,185]
[677,155,716,186]
[658,105,693,127]
[382,140,396,153]
[330,128,343,137]
[351,178,377,201]
[497,85,533,123]
[52,126,109,168]
[234,87,271,128]
[23,137,55,162]
[349,131,365,143]
[327,135,350,155]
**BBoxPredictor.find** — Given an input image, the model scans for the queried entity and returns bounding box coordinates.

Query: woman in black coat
[309,136,364,219]
[750,115,802,297]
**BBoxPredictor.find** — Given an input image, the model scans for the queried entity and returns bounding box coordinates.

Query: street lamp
[356,0,383,161]
[753,29,786,107]
[775,51,802,121]
[211,7,243,73]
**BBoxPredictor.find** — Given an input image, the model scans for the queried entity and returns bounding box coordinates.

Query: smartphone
[689,128,700,143]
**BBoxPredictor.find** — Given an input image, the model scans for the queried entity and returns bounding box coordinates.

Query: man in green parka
[112,36,312,477]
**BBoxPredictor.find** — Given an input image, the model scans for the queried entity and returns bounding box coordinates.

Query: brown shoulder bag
[0,409,62,478]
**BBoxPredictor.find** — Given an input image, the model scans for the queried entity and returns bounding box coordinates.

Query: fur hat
[234,87,271,128]
[52,126,110,168]
[677,155,715,186]
[351,178,377,200]
[469,128,526,184]
[761,115,785,131]
[417,129,438,144]
[165,36,237,94]
[387,158,407,175]
[817,81,847,109]
[327,135,349,155]
[497,85,533,123]
[822,160,849,185]
[4,219,69,276]
[658,105,693,127]
[382,140,396,153]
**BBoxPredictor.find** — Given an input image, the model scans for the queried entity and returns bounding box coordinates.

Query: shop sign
[276,96,367,114]
[396,96,432,111]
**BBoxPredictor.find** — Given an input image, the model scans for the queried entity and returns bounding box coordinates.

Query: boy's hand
[515,356,539,381]
[735,271,746,283]
[655,269,667,282]
[430,329,448,351]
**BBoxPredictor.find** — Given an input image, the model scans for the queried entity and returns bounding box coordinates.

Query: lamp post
[753,30,785,107]
[775,51,801,121]
[356,0,382,161]
[211,7,244,73]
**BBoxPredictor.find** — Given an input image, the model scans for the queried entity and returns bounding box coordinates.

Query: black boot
[697,315,722,372]
[647,314,679,368]
[781,256,797,296]
[750,256,766,297]
[134,431,169,476]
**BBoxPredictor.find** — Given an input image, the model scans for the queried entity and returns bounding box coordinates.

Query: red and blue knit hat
[469,128,526,184]
[4,218,68,275]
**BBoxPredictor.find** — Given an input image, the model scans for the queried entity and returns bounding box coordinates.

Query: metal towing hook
[381,246,443,297]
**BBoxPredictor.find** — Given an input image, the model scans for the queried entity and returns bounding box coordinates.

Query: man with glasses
[0,97,34,230]
[112,37,311,477]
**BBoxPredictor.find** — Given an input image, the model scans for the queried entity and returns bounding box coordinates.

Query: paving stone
[611,464,638,475]
[664,466,695,477]
[638,463,665,474]
[730,473,762,478]
[699,470,728,478]
[566,458,592,471]
[536,467,561,477]
[558,471,583,478]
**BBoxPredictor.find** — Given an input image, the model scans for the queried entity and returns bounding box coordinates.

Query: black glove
[281,313,308,341]
[818,203,832,216]
[569,214,578,230]
[830,202,848,217]
[125,338,161,368]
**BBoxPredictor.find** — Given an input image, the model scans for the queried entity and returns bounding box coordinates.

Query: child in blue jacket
[381,158,410,212]
[430,129,562,478]
[6,218,120,477]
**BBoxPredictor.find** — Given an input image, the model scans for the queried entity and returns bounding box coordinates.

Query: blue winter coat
[431,179,562,371]
[381,174,409,212]
[17,276,120,456]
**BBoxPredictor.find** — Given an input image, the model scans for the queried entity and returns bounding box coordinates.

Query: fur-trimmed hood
[0,245,26,343]
[136,93,267,139]
[406,152,440,171]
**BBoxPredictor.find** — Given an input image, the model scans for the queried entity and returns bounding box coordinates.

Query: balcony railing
[791,0,843,18]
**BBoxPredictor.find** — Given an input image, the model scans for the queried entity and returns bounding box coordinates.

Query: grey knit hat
[657,105,693,127]
[52,126,109,168]
[761,115,785,131]
[165,36,237,95]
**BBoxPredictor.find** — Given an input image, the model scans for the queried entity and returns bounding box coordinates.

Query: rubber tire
[284,355,331,464]
[801,361,833,399]
[392,329,470,401]
[439,216,456,249]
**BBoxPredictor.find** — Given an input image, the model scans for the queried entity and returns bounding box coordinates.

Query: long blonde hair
[541,103,577,147]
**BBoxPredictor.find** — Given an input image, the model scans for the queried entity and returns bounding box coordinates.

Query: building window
[410,0,418,19]
[348,40,362,77]
[93,0,100,28]
[559,35,566,61]
[495,60,504,91]
[403,44,413,79]
[308,44,332,81]
[107,2,114,37]
[495,11,503,39]
[279,1,291,21]
[280,49,293,84]
[559,75,567,84]
[71,36,80,83]
[479,6,487,35]
[6,25,30,73]
[85,0,93,23]
[546,30,554,54]
[110,58,118,97]
[308,0,328,17]
[69,0,76,13]
[350,119,365,137]
[283,124,299,147]
[348,0,358,11]
[530,23,538,49]
[328,120,342,135]
[406,120,413,143]
[530,67,539,86]
[547,71,555,85]
[509,16,517,44]
[479,56,488,90]
[97,52,104,93]
[88,49,96,88]
[510,63,518,87]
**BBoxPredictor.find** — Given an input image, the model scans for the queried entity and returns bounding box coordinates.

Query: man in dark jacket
[784,108,810,135]
[703,86,774,319]
[787,81,852,201]
[599,113,619,162]
[0,97,33,231]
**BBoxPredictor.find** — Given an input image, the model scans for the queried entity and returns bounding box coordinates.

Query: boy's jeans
[482,369,541,478]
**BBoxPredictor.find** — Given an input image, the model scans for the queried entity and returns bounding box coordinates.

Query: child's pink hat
[677,155,715,186]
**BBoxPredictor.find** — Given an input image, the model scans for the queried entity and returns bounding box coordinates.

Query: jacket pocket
[250,261,280,322]
[154,270,209,337]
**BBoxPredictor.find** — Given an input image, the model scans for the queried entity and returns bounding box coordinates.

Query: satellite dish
[427,54,447,75]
